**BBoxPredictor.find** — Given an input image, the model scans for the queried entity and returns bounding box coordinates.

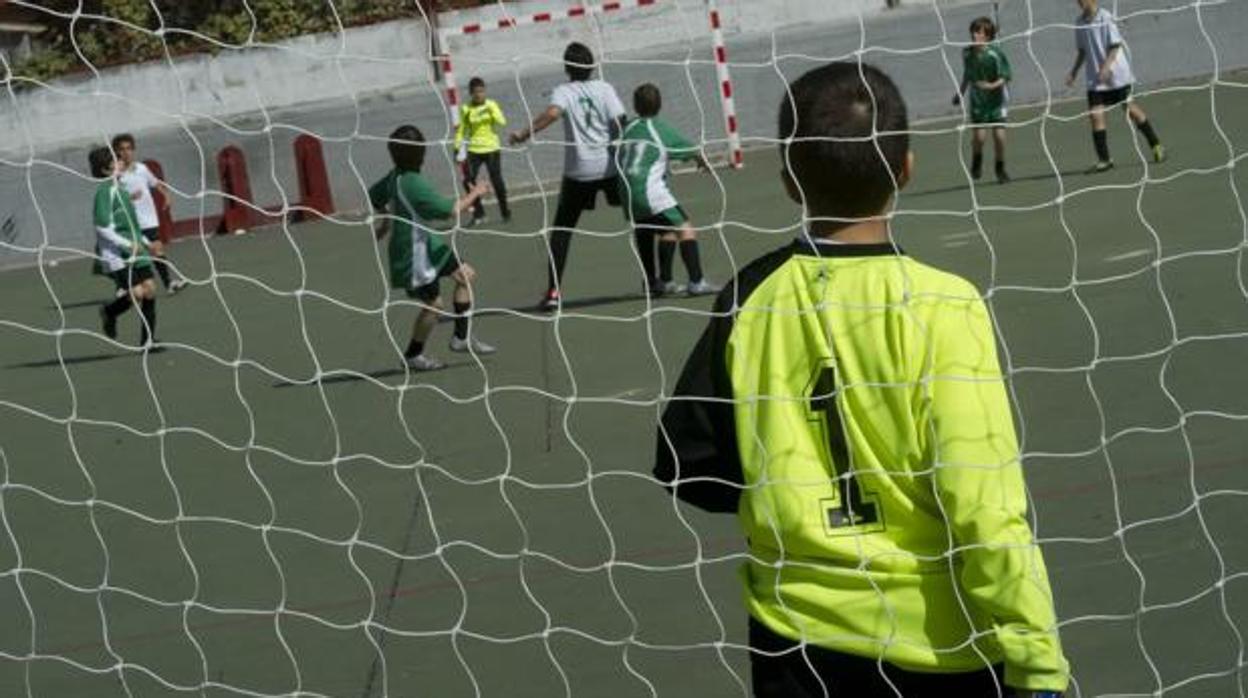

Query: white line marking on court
[944,239,973,248]
[941,229,980,242]
[606,388,647,400]
[1105,248,1153,263]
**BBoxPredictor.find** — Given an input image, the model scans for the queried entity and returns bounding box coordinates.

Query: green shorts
[970,103,1008,125]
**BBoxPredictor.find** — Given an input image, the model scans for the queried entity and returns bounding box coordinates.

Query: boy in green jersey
[90,145,161,349]
[954,16,1012,183]
[617,83,718,297]
[655,63,1068,697]
[369,125,495,371]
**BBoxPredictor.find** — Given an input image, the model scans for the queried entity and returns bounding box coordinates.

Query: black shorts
[556,176,621,218]
[1088,85,1132,108]
[110,265,155,291]
[748,617,1006,698]
[404,254,462,303]
[141,227,161,243]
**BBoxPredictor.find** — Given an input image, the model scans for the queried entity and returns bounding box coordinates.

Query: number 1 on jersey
[807,362,884,535]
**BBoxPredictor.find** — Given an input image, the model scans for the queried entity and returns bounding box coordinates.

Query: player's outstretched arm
[509,105,561,145]
[452,181,490,216]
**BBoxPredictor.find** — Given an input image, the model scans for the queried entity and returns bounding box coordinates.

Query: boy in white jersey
[617,83,718,297]
[1064,0,1165,173]
[509,42,626,311]
[111,134,187,293]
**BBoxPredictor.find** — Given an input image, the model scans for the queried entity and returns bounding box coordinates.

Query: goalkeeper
[369,125,496,371]
[654,62,1069,697]
[454,76,511,226]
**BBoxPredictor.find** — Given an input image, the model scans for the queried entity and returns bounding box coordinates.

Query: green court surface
[3,76,1248,697]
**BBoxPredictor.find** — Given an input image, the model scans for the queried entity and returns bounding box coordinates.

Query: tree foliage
[7,0,424,87]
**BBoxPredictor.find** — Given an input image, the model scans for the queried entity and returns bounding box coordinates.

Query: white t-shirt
[549,79,626,182]
[118,161,161,230]
[1075,8,1134,91]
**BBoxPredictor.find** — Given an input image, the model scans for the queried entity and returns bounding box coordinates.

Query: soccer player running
[90,146,161,350]
[654,63,1069,697]
[369,125,497,371]
[618,83,719,297]
[454,77,512,226]
[1065,0,1165,173]
[954,16,1012,184]
[111,133,187,294]
[509,41,626,311]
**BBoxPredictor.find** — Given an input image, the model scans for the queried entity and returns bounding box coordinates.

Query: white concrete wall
[1,0,894,157]
[1,19,436,158]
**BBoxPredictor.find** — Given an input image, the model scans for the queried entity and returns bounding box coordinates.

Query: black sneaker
[995,165,1011,184]
[100,305,117,340]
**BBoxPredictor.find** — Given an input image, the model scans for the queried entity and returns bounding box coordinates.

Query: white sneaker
[168,279,188,295]
[449,335,497,354]
[661,280,686,296]
[404,353,446,371]
[686,279,721,296]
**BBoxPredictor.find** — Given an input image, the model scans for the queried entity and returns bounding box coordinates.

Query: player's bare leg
[674,222,718,297]
[134,278,161,351]
[1125,99,1165,163]
[992,126,1009,183]
[970,127,987,180]
[404,299,445,371]
[448,263,496,355]
[1088,103,1113,172]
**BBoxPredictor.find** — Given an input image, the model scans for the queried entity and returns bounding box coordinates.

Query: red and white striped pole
[707,0,742,168]
[438,29,462,129]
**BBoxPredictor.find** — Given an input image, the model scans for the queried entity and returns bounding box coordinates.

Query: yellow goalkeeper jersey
[454,99,506,154]
[655,238,1069,693]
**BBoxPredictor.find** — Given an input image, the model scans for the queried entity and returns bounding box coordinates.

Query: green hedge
[7,0,419,87]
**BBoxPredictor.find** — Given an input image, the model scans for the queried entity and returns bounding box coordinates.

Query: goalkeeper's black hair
[468,76,485,91]
[634,83,662,117]
[778,62,909,221]
[564,42,595,81]
[387,124,426,172]
[89,145,115,178]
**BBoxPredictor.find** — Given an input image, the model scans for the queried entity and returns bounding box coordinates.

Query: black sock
[547,229,572,291]
[679,240,704,284]
[139,298,156,345]
[104,295,132,318]
[405,338,423,358]
[1135,119,1160,148]
[633,228,657,287]
[1093,129,1110,162]
[971,152,983,175]
[155,257,172,289]
[995,159,1007,171]
[453,301,471,340]
[658,240,677,283]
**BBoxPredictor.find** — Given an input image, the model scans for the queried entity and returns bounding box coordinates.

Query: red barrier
[217,145,255,234]
[143,159,175,243]
[294,134,334,219]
